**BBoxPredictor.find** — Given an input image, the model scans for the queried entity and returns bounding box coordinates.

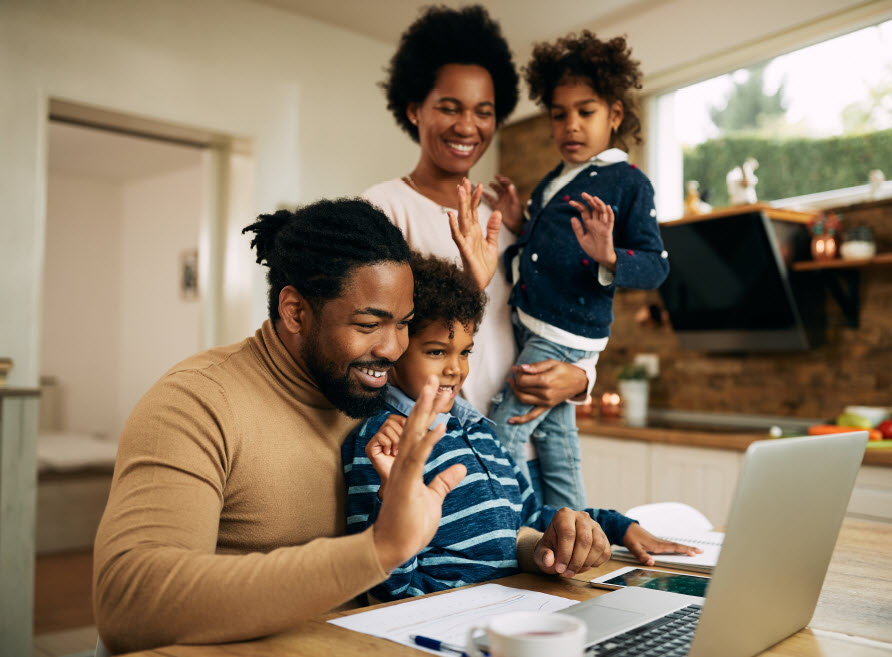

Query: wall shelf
[791,253,892,328]
[792,252,892,271]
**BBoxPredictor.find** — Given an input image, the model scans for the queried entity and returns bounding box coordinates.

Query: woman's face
[407,63,496,177]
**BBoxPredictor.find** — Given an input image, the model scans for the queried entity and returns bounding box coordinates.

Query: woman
[363,5,590,437]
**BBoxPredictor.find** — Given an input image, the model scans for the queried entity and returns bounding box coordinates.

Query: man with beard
[94,199,613,654]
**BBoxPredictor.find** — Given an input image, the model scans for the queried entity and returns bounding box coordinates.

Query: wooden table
[126,519,892,657]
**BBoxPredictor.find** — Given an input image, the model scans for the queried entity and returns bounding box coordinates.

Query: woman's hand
[506,360,588,424]
[483,174,523,235]
[621,524,703,567]
[569,192,617,272]
[448,178,503,291]
[365,414,406,498]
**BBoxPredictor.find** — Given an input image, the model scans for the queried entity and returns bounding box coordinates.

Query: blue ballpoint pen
[409,634,470,657]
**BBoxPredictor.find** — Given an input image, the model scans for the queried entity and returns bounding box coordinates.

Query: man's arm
[95,374,462,653]
[93,372,391,653]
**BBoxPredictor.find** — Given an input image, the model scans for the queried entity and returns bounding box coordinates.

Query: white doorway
[42,119,209,446]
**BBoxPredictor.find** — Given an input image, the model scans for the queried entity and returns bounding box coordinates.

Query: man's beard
[300,329,390,419]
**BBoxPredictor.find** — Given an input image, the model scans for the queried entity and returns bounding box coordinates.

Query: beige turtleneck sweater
[93,320,388,653]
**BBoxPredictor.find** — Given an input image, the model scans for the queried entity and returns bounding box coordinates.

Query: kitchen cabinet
[580,433,892,527]
[579,436,650,513]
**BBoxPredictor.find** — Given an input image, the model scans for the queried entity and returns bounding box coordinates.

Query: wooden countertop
[577,417,892,467]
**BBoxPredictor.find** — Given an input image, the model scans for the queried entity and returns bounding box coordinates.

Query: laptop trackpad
[561,588,696,645]
[574,607,647,644]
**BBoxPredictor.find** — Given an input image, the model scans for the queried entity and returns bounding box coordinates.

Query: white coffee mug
[466,611,586,657]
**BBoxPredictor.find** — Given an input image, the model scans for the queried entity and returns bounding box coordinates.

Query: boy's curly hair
[382,4,519,143]
[408,252,486,338]
[524,31,643,149]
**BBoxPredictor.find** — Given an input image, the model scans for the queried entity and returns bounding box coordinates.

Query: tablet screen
[601,568,710,597]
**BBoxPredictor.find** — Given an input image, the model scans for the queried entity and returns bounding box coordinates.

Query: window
[650,19,892,220]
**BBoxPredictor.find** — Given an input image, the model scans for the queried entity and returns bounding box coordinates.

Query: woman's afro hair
[525,31,643,149]
[408,252,486,338]
[382,4,519,142]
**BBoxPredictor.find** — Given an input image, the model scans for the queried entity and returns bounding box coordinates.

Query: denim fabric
[489,317,593,509]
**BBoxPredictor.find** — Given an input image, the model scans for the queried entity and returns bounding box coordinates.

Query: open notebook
[610,502,723,573]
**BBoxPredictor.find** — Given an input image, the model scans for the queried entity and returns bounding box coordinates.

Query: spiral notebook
[610,530,724,573]
[611,502,724,572]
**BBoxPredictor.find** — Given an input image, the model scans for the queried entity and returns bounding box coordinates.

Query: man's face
[299,262,414,418]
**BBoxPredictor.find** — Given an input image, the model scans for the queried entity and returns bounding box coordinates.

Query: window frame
[641,3,892,221]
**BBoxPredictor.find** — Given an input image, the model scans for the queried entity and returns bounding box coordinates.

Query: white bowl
[844,406,892,427]
[840,241,876,260]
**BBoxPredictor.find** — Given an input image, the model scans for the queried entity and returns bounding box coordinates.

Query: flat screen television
[658,211,825,351]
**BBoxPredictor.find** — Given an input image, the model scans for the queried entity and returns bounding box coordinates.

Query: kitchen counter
[577,416,892,467]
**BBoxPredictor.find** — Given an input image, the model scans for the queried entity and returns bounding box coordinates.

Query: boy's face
[390,319,474,415]
[549,80,623,165]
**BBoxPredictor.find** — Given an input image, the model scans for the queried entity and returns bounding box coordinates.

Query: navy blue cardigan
[504,161,669,339]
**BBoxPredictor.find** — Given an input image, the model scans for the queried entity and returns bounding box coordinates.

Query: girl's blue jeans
[489,316,593,509]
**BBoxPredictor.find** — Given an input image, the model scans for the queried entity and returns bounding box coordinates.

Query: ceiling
[48,121,205,184]
[249,0,656,53]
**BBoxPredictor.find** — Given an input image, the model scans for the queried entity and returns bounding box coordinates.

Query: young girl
[489,32,670,509]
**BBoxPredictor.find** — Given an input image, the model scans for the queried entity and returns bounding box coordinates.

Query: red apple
[877,419,892,441]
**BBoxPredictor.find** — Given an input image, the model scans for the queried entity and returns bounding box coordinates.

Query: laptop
[561,431,867,657]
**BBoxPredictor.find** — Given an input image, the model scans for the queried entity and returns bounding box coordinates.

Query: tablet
[590,567,710,598]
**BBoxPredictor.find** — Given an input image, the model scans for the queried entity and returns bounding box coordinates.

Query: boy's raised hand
[569,192,617,272]
[448,177,503,291]
[365,414,406,498]
[483,174,523,235]
[372,376,467,573]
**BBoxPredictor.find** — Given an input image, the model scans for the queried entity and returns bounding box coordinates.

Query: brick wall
[499,113,892,419]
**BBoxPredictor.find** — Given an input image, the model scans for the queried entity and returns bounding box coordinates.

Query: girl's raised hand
[448,178,503,291]
[569,192,617,271]
[483,174,523,235]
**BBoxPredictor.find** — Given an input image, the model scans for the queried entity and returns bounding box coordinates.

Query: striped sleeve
[342,414,389,535]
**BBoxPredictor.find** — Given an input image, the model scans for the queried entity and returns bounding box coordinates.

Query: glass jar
[840,226,876,260]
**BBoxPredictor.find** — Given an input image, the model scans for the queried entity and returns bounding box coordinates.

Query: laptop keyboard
[585,604,702,657]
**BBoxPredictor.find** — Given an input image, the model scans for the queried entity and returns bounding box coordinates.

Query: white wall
[40,161,205,439]
[0,0,453,387]
[40,175,123,436]
[117,166,204,437]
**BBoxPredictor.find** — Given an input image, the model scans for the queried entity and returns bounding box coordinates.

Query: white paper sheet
[328,583,579,653]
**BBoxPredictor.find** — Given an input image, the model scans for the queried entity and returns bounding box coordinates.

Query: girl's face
[389,319,474,415]
[549,81,623,164]
[407,63,496,178]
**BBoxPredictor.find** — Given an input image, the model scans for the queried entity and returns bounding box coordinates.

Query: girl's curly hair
[525,32,643,149]
[382,4,519,143]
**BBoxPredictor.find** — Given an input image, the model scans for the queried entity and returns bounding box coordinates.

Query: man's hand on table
[372,376,466,572]
[534,508,611,578]
[621,524,703,567]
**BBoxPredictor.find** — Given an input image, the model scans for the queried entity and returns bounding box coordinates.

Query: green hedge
[683,128,892,207]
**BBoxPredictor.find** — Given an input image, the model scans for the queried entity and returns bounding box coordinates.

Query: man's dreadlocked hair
[242,198,411,320]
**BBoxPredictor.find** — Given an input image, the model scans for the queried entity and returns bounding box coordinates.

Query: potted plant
[617,363,650,426]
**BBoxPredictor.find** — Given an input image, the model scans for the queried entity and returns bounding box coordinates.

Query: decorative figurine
[683,180,712,216]
[726,157,759,205]
[868,169,885,199]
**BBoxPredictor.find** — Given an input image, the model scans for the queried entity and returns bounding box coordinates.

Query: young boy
[342,253,696,602]
[487,32,670,510]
